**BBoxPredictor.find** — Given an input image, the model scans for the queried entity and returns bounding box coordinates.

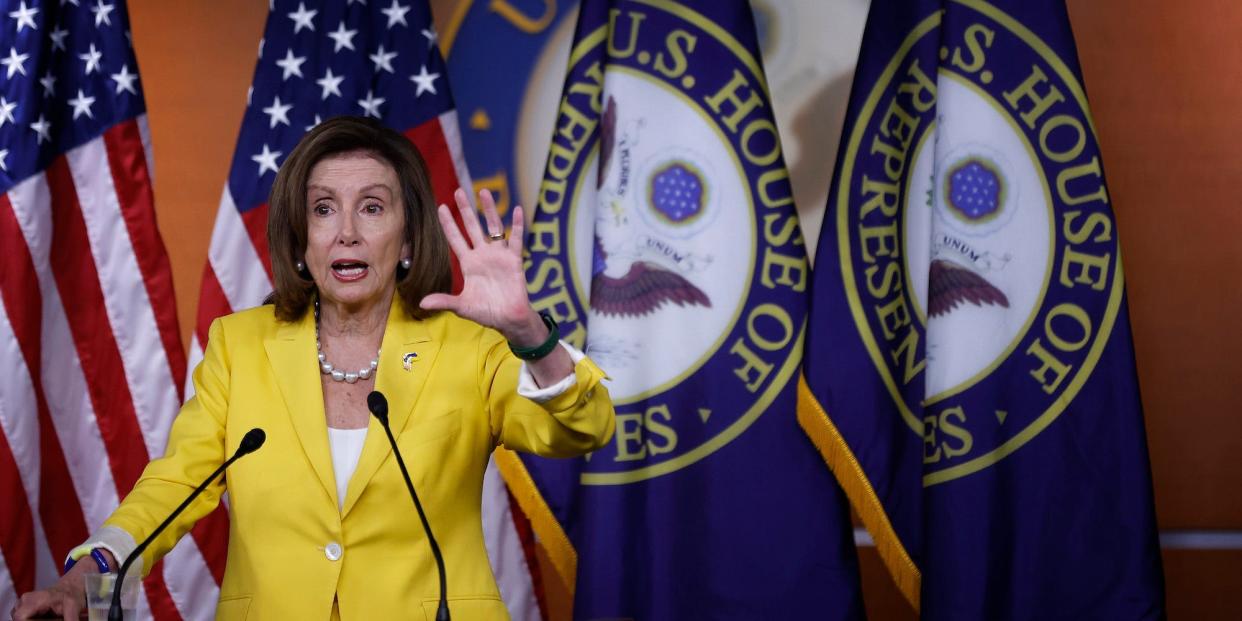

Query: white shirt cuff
[516,341,585,403]
[67,525,142,576]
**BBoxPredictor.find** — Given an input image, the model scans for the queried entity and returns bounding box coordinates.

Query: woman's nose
[337,212,360,245]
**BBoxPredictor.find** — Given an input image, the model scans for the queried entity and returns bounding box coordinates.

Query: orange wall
[130,0,267,342]
[130,0,1242,618]
[1066,0,1242,530]
[1063,2,1242,612]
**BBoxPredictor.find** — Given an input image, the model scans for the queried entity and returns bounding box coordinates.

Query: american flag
[0,0,192,617]
[188,0,544,619]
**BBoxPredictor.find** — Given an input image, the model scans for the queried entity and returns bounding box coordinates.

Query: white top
[326,427,368,511]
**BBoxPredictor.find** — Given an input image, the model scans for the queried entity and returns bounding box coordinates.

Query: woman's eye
[363,203,382,214]
[313,203,332,216]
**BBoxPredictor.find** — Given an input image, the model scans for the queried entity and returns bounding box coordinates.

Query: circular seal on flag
[526,1,806,485]
[836,0,1125,485]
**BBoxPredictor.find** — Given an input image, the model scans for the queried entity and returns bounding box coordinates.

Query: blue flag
[501,1,864,618]
[798,0,1165,617]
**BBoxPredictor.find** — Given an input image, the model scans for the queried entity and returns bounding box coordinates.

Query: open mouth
[331,260,369,281]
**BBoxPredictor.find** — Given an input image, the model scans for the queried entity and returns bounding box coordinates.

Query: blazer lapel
[263,310,337,507]
[342,301,440,517]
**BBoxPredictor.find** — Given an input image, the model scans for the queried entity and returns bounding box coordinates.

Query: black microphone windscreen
[367,391,389,423]
[238,428,266,456]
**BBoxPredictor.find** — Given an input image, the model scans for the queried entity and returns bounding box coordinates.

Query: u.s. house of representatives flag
[189,1,544,618]
[798,0,1165,617]
[0,0,192,617]
[506,1,863,618]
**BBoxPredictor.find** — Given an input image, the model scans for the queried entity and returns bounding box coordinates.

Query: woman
[14,117,615,619]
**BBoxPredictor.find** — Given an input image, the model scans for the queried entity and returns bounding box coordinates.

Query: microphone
[109,428,266,621]
[367,391,449,621]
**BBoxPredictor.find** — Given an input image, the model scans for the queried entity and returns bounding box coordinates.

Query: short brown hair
[265,116,452,322]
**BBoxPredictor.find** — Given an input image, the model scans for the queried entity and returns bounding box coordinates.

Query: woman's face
[303,150,411,313]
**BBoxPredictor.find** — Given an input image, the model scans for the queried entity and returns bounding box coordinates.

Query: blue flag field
[798,0,1165,618]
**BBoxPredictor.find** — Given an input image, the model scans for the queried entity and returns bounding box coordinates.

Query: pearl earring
[400,257,412,269]
[295,260,306,272]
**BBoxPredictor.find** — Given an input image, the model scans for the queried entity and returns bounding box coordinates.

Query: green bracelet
[509,313,560,360]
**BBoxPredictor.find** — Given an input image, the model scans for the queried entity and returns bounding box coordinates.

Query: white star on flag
[305,114,323,132]
[40,70,56,96]
[381,0,410,29]
[9,1,39,33]
[30,114,52,143]
[316,68,344,99]
[50,25,69,50]
[252,144,282,176]
[288,2,317,33]
[80,43,103,75]
[369,44,397,73]
[358,90,385,118]
[328,22,357,52]
[409,65,439,96]
[263,95,293,128]
[276,49,307,80]
[91,0,114,27]
[68,89,96,119]
[2,47,29,78]
[421,28,437,47]
[110,65,138,94]
[0,149,7,172]
[0,97,16,128]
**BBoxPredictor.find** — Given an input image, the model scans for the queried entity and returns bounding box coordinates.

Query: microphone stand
[109,428,266,621]
[368,391,449,621]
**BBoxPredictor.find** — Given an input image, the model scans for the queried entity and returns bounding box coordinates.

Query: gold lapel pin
[402,352,418,371]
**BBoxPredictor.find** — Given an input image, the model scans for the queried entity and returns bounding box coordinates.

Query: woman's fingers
[13,590,57,620]
[437,204,470,256]
[449,187,515,250]
[510,205,526,257]
[59,593,79,621]
[453,188,486,245]
[419,292,459,313]
[479,189,505,240]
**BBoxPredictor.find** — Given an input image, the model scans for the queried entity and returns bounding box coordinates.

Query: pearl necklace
[315,302,380,384]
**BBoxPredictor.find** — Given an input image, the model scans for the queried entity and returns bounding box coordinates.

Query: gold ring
[488,232,505,241]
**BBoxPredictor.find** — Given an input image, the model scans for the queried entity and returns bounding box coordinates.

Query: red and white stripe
[188,109,544,619]
[0,115,197,619]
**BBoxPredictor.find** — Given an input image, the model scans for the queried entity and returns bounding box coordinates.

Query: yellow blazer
[105,298,614,619]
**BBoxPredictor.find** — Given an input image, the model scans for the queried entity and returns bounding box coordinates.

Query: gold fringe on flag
[797,375,922,610]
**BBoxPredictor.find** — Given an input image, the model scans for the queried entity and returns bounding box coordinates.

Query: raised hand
[420,189,547,347]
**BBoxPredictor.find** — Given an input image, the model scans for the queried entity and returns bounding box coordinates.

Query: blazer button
[325,542,343,561]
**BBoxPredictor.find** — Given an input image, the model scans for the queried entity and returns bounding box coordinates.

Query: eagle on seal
[589,239,711,318]
[927,259,1009,317]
